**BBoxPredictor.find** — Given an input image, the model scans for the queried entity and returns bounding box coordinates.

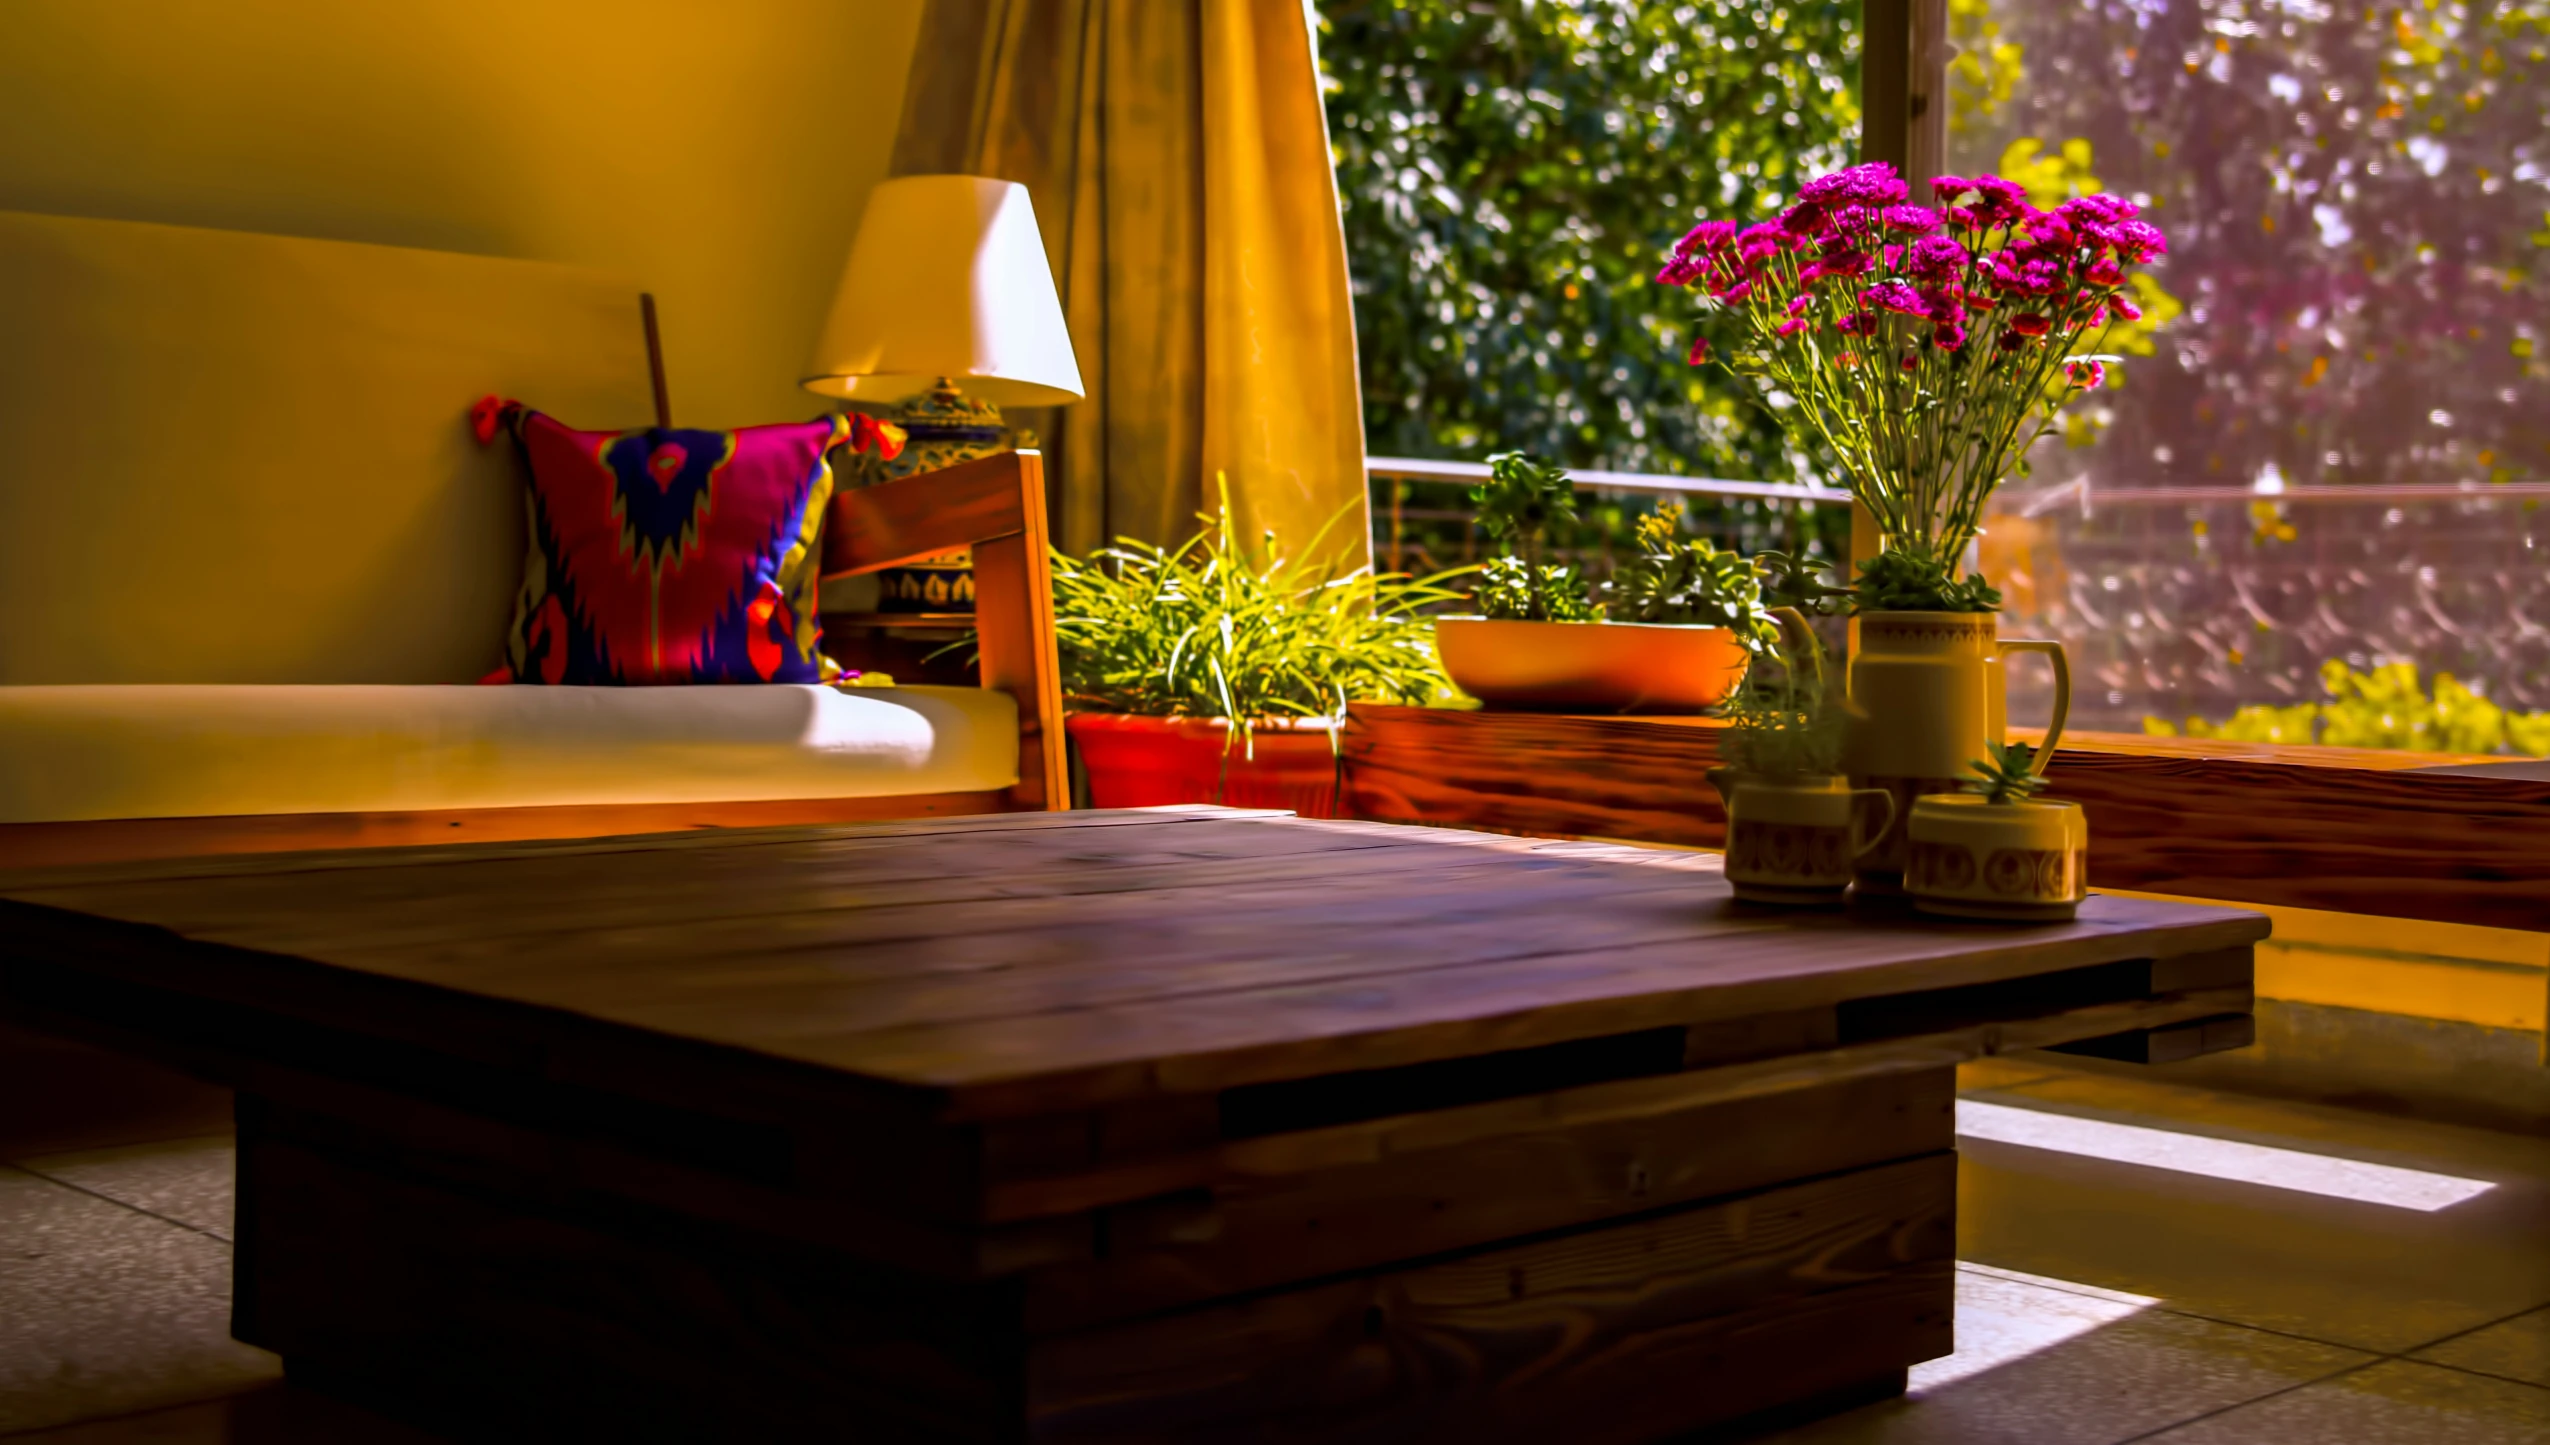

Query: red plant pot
[1066,714,1344,818]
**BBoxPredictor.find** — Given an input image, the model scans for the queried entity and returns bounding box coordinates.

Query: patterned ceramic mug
[1715,773,1897,906]
[1904,793,2090,921]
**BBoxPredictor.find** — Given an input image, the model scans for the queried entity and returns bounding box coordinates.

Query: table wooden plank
[0,804,1289,893]
[386,881,2217,1058]
[762,897,2257,1113]
[976,985,2247,1225]
[328,871,1744,1035]
[0,818,1451,953]
[0,812,2263,1122]
[1016,1068,1954,1332]
[1025,1152,1956,1445]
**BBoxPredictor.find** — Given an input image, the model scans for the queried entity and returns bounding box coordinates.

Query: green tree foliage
[2151,659,2550,755]
[1470,451,1601,618]
[1956,0,2550,490]
[1318,0,1862,485]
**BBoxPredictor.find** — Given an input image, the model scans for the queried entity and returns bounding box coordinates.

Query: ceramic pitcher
[1707,771,1896,906]
[1843,612,2070,892]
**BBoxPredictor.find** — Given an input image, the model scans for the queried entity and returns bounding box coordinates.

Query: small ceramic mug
[1715,773,1897,906]
[1905,793,2090,921]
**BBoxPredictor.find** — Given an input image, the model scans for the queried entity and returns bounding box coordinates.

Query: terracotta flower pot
[1904,793,2089,921]
[1065,713,1344,818]
[1434,616,1749,713]
[1706,769,1895,906]
[1844,611,2070,892]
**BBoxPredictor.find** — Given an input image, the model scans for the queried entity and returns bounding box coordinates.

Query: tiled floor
[3,1056,2545,1442]
[1757,1060,2550,1444]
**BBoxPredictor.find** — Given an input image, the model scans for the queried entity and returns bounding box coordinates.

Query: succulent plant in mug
[1964,740,2051,804]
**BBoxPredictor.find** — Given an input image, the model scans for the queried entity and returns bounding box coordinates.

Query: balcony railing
[1365,456,1852,507]
[1364,456,1849,579]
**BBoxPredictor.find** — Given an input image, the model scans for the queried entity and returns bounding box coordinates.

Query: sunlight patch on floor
[1908,1263,2158,1393]
[1957,1098,2498,1211]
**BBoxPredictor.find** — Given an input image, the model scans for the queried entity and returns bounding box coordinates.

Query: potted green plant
[1433,454,1775,712]
[1904,741,2089,920]
[1056,486,1461,817]
[1659,165,2136,882]
[1706,620,1892,905]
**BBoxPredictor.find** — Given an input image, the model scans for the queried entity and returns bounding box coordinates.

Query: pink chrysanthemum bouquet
[1660,163,2166,574]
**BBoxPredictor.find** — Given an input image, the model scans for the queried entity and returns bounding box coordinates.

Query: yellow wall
[0,0,923,430]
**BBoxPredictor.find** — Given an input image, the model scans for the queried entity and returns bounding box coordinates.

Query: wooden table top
[0,807,2267,1121]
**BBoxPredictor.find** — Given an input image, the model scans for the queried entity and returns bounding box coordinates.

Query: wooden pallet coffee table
[0,807,2267,1443]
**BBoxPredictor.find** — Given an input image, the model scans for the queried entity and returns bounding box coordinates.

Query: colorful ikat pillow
[471,397,902,684]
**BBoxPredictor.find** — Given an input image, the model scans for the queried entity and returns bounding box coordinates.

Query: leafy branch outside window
[1471,451,1598,620]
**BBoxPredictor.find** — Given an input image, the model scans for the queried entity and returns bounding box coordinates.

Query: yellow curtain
[890,0,1369,568]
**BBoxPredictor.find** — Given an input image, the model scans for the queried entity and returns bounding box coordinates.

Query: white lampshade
[800,175,1084,407]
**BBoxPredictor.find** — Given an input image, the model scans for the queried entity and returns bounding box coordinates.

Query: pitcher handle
[1847,787,1898,861]
[2001,639,2070,775]
[1767,606,1823,692]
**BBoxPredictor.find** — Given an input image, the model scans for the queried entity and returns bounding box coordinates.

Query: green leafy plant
[1753,549,1857,618]
[1475,554,1600,622]
[1603,507,1781,649]
[2148,660,2550,758]
[1048,481,1465,757]
[1850,548,2004,615]
[1472,450,1579,550]
[1470,450,1600,621]
[1747,545,2001,616]
[1964,740,2049,804]
[1720,621,1848,779]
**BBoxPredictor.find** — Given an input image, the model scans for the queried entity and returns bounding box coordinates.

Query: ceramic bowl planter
[1904,793,2089,921]
[1067,714,1344,818]
[1707,770,1895,906]
[1843,611,2071,893]
[1434,616,1750,713]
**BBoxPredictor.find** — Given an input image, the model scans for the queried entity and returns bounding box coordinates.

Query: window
[1955,0,2550,752]
[1320,1,1864,579]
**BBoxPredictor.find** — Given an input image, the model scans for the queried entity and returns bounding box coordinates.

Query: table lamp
[804,175,1083,617]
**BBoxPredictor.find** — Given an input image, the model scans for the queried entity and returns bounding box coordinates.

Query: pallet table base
[235,1084,1953,1444]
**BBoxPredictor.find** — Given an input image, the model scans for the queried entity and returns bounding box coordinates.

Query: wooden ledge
[1343,705,2550,932]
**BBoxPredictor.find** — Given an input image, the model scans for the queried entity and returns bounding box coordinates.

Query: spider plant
[1049,480,1467,760]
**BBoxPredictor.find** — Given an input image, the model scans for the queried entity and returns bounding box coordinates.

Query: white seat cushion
[0,685,1018,823]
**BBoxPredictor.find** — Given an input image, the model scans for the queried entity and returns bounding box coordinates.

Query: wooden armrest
[821,450,1034,580]
[819,449,1067,813]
